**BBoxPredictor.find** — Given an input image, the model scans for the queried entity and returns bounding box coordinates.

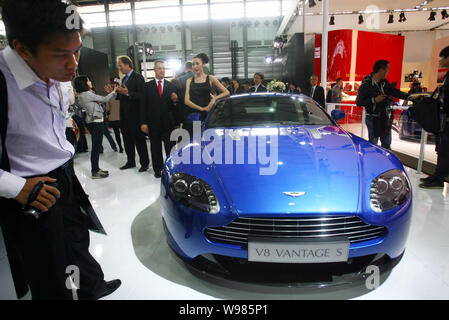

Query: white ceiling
[306,0,448,13]
[286,0,449,33]
[325,0,417,12]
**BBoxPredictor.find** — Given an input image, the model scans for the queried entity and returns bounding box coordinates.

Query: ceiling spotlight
[329,15,335,25]
[273,35,287,49]
[428,11,437,21]
[399,12,406,23]
[358,14,364,24]
[309,0,316,8]
[388,12,394,24]
[442,10,449,20]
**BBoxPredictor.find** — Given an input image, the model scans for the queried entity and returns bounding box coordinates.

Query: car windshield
[206,95,333,128]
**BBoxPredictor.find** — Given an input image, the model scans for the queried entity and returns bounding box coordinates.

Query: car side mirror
[331,109,346,121]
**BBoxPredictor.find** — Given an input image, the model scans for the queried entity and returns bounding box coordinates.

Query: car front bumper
[161,189,412,263]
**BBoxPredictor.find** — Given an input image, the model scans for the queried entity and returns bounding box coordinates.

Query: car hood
[206,126,361,215]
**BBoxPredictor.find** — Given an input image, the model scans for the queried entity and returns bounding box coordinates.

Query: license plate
[248,238,350,263]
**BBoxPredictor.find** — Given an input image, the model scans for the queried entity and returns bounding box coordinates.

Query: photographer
[420,46,449,189]
[356,60,408,149]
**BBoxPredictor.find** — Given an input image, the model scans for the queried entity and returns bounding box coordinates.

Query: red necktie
[158,80,162,97]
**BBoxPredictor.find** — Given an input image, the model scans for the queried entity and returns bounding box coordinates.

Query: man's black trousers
[1,163,106,299]
[149,129,175,174]
[122,120,150,167]
[434,123,449,181]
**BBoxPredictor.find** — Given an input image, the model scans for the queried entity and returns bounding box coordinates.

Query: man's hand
[141,124,149,135]
[375,94,388,103]
[15,177,61,212]
[170,92,178,103]
[116,85,129,95]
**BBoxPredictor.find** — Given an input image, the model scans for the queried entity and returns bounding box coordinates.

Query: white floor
[75,136,449,300]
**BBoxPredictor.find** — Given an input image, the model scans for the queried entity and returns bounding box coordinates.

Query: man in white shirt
[0,0,120,300]
[308,74,326,109]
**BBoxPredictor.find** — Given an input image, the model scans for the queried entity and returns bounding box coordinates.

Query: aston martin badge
[283,192,306,197]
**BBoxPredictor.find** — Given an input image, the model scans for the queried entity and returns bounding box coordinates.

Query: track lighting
[442,10,449,20]
[358,14,364,24]
[273,35,287,49]
[428,11,436,21]
[329,15,335,25]
[399,12,406,23]
[388,13,394,24]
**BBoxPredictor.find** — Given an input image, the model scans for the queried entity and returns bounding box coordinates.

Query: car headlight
[169,172,220,214]
[370,169,410,213]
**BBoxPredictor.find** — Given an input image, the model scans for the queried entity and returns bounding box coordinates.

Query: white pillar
[302,0,306,33]
[142,48,148,82]
[321,0,328,111]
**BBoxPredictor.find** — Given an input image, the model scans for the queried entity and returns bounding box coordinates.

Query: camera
[23,182,59,219]
[384,95,394,106]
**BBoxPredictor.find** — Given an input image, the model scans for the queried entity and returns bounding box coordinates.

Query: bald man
[308,75,325,109]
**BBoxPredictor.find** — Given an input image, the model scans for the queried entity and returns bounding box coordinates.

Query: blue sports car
[161,93,412,286]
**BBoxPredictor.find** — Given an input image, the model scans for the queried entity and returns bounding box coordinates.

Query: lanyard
[372,77,385,95]
[30,82,66,119]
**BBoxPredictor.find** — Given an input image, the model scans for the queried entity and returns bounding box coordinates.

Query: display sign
[248,238,350,264]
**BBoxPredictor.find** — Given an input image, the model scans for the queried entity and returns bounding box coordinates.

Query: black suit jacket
[356,74,408,114]
[140,79,181,132]
[309,85,325,108]
[249,84,267,93]
[117,71,145,127]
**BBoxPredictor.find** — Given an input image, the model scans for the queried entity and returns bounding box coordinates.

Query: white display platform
[340,122,437,165]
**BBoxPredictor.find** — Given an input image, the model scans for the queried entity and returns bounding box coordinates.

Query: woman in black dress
[184,53,229,136]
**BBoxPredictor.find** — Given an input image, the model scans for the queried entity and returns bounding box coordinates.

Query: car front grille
[204,216,387,246]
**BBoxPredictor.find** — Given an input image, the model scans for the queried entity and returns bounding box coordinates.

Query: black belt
[24,158,73,179]
[50,158,73,173]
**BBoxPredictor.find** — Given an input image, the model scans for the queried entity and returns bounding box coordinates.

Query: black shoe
[139,166,148,172]
[78,279,121,300]
[154,170,162,178]
[119,148,124,153]
[419,179,444,189]
[91,171,109,179]
[120,163,136,170]
[419,175,434,182]
[113,148,118,152]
